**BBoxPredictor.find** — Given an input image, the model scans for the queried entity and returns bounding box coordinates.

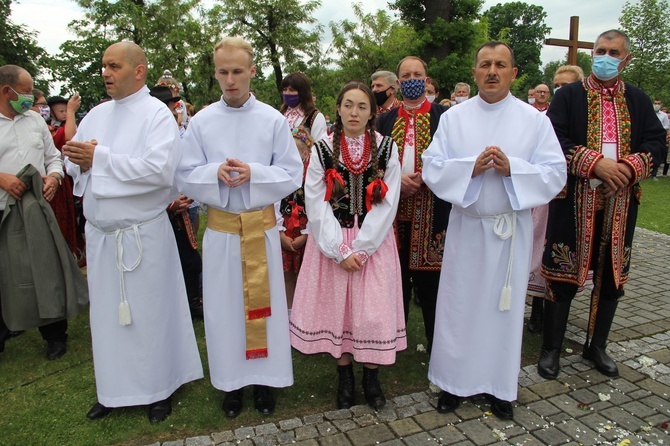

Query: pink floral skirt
[290,226,406,365]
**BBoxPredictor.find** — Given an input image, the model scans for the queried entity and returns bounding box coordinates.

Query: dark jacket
[0,164,88,330]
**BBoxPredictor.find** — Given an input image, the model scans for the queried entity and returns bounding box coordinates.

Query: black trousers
[397,221,441,353]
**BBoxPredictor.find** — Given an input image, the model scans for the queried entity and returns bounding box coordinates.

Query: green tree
[215,0,322,98]
[391,0,484,99]
[619,0,670,99]
[1,0,49,86]
[48,0,222,111]
[483,2,550,93]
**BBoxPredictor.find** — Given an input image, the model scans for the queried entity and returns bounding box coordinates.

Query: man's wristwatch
[50,173,63,186]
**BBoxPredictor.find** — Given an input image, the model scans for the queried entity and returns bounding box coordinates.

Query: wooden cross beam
[545,16,594,65]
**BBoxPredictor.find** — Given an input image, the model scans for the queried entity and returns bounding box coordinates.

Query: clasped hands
[593,158,633,198]
[218,158,250,188]
[472,146,511,177]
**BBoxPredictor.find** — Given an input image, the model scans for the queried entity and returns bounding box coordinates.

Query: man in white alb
[177,37,302,418]
[63,41,203,423]
[422,41,567,420]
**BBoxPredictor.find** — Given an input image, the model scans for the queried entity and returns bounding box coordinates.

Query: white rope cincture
[493,212,517,311]
[90,213,163,326]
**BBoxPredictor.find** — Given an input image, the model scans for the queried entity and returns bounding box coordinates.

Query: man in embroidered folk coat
[377,56,448,354]
[539,30,666,380]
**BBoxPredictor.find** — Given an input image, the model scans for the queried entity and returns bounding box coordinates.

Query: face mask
[282,93,301,108]
[9,86,34,114]
[38,105,51,120]
[426,94,436,103]
[553,86,561,94]
[527,97,535,105]
[373,87,391,107]
[592,54,624,82]
[654,104,661,112]
[400,78,426,100]
[455,96,467,104]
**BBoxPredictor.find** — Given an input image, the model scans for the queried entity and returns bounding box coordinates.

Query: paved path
[146,228,670,446]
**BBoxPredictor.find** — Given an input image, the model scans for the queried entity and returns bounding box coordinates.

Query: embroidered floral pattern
[550,243,577,273]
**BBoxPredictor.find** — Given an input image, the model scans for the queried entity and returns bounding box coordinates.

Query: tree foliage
[619,0,670,100]
[217,0,322,99]
[483,2,550,93]
[391,0,484,99]
[1,0,49,87]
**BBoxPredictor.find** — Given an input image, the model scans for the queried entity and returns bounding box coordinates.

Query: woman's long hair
[279,72,316,116]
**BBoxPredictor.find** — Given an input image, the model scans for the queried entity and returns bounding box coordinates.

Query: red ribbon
[286,200,304,234]
[365,178,388,212]
[324,168,345,201]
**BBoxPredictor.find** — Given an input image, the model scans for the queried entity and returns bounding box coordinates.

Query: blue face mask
[400,78,426,100]
[592,54,624,82]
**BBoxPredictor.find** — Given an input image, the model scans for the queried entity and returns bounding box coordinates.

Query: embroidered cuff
[356,251,370,265]
[569,146,603,179]
[620,153,652,183]
[338,243,353,263]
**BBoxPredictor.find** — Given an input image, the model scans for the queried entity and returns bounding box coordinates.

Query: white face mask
[455,96,467,104]
[528,97,535,105]
[553,86,561,94]
[426,94,436,103]
[654,104,662,112]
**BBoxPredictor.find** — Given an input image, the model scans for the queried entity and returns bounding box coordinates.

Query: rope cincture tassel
[494,212,517,311]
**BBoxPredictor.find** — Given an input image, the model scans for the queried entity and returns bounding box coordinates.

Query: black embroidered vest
[315,136,393,228]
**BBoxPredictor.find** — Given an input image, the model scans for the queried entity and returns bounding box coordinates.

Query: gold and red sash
[207,206,275,359]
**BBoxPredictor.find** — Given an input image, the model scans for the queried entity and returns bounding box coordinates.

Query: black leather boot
[185,276,203,320]
[538,300,572,379]
[527,296,544,333]
[362,367,386,410]
[583,299,619,377]
[337,364,355,409]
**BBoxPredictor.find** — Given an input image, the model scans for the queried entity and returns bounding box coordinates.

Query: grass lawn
[637,176,670,235]
[2,179,665,446]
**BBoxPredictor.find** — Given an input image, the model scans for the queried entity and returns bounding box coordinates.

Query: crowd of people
[0,27,667,427]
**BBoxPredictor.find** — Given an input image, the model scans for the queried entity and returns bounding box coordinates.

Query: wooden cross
[545,16,594,66]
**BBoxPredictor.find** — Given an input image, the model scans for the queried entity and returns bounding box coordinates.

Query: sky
[10,0,630,67]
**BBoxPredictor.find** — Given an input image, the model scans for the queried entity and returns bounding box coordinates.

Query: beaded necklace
[340,132,371,175]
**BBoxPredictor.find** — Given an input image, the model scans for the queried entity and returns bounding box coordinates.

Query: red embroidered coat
[541,78,665,288]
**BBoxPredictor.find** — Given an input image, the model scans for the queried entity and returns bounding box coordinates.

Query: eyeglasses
[535,91,549,95]
[34,102,48,107]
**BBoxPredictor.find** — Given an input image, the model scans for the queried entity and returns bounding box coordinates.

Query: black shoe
[583,344,619,377]
[148,397,172,423]
[8,330,24,338]
[253,385,275,415]
[86,402,112,420]
[222,388,244,418]
[436,391,460,413]
[46,340,67,360]
[487,395,513,420]
[336,364,355,409]
[538,348,560,379]
[362,367,386,411]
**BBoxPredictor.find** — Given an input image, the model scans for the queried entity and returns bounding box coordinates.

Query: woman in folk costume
[289,82,404,411]
[278,127,313,311]
[280,72,327,142]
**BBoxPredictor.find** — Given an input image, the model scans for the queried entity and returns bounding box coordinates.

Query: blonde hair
[554,65,585,82]
[214,37,255,66]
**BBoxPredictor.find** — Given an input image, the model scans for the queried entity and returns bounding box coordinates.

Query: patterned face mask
[400,78,426,100]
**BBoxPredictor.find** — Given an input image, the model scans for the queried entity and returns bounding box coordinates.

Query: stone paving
[145,228,670,446]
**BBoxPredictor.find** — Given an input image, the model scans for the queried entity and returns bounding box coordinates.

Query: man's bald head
[108,42,148,78]
[102,42,148,100]
[533,83,550,107]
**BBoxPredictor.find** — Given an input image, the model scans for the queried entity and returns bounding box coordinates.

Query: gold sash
[207,206,275,359]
